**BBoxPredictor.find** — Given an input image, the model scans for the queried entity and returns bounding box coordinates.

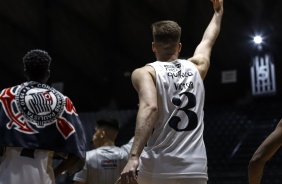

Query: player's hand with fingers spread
[211,0,223,15]
[117,157,139,184]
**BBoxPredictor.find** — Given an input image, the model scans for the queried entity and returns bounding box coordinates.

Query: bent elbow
[140,101,158,115]
[249,155,266,168]
[147,105,158,114]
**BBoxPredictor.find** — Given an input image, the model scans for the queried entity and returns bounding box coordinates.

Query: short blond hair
[152,20,181,43]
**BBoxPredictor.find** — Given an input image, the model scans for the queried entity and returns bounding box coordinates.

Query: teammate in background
[118,0,223,184]
[248,119,282,184]
[0,49,86,184]
[73,119,134,184]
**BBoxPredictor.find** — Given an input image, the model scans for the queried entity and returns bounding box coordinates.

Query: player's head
[92,118,119,148]
[152,20,181,43]
[23,49,51,83]
[151,20,182,60]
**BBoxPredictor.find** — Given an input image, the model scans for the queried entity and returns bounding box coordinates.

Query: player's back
[86,145,130,184]
[139,59,207,180]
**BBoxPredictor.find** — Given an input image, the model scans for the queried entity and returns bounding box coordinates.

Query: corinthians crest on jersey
[0,81,85,160]
[15,82,65,127]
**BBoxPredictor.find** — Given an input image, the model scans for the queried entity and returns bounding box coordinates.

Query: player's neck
[156,54,178,62]
[101,140,115,147]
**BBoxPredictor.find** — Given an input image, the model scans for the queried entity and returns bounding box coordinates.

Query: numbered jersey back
[139,59,207,180]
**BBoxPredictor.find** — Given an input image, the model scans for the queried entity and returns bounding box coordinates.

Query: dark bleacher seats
[204,99,282,184]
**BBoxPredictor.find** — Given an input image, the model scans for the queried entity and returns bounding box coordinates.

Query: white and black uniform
[139,59,207,180]
[73,138,133,184]
[0,147,55,184]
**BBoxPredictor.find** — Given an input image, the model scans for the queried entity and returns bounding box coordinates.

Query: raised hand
[211,0,223,15]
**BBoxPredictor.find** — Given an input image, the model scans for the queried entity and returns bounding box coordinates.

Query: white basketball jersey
[73,138,133,184]
[0,147,55,184]
[139,59,207,180]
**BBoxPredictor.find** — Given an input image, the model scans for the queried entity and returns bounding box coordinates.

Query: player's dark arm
[248,119,282,184]
[54,154,83,178]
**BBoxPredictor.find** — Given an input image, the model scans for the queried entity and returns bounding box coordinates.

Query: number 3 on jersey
[168,92,198,131]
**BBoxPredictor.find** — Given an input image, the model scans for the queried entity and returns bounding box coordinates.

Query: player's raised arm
[189,0,223,79]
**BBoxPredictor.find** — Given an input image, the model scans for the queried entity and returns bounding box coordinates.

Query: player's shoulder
[132,65,154,78]
[187,56,210,80]
[0,84,20,91]
[188,55,208,65]
[134,65,154,72]
[86,149,98,156]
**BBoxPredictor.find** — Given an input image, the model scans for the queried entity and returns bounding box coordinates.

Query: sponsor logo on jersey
[101,159,118,169]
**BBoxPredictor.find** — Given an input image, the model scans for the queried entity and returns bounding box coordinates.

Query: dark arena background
[1,0,282,183]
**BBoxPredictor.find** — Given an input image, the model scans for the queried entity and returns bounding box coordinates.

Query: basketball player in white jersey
[118,0,223,184]
[73,119,134,184]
